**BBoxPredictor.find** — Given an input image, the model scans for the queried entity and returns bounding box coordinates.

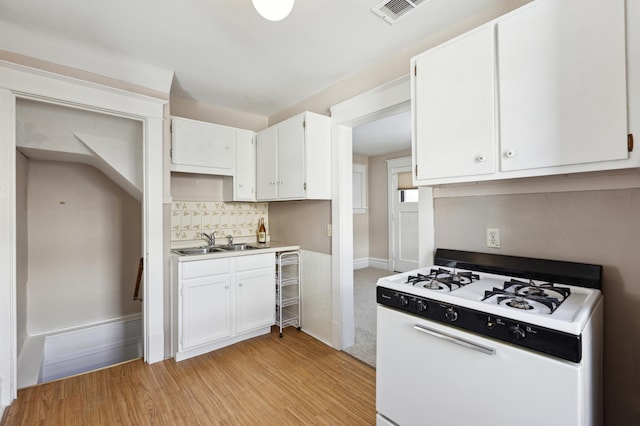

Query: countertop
[172,241,300,262]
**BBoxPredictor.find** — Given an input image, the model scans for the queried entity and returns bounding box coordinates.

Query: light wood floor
[2,329,376,425]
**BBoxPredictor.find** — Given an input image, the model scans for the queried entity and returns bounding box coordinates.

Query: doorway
[15,99,144,387]
[0,63,165,407]
[330,75,437,351]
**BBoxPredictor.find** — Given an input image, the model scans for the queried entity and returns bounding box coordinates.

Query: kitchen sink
[172,244,261,256]
[220,243,259,251]
[172,247,225,256]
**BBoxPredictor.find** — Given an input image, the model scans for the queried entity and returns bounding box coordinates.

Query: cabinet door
[171,118,235,174]
[498,0,627,171]
[256,126,278,200]
[235,267,275,334]
[413,25,496,181]
[276,114,306,199]
[180,275,231,350]
[234,129,256,201]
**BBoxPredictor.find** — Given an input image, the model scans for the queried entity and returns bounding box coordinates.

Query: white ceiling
[0,0,531,119]
[353,111,412,157]
[0,0,532,158]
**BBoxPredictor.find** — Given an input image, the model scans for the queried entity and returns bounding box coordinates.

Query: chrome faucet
[201,232,215,247]
[226,234,233,246]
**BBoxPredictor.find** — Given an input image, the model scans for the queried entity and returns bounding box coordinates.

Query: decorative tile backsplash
[171,201,268,242]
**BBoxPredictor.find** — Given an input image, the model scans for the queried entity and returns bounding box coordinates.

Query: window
[397,171,418,203]
[353,164,368,214]
[399,188,419,203]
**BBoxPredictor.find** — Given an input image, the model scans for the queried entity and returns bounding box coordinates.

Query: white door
[388,159,419,272]
[392,186,419,272]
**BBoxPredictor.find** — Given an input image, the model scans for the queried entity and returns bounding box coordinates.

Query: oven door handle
[413,324,496,356]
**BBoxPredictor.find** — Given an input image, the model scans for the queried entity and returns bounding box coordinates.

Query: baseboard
[353,257,389,270]
[17,335,46,389]
[18,314,143,387]
[300,327,333,348]
[368,257,389,270]
[174,326,271,362]
[42,315,142,382]
[353,258,369,270]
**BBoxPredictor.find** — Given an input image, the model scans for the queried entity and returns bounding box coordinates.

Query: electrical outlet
[327,224,332,237]
[486,228,501,248]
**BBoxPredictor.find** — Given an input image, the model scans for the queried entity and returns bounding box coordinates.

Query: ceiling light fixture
[252,0,295,21]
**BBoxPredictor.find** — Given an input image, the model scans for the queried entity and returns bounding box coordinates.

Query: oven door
[377,305,589,426]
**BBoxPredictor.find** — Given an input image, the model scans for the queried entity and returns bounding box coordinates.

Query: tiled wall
[171,201,268,242]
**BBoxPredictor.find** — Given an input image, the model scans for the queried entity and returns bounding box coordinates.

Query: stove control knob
[416,300,428,313]
[445,307,458,322]
[510,325,526,340]
[486,318,494,329]
[399,295,410,308]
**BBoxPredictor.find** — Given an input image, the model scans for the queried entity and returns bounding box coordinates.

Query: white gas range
[376,249,603,426]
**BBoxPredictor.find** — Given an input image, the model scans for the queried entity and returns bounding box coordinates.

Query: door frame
[0,61,167,407]
[329,75,435,349]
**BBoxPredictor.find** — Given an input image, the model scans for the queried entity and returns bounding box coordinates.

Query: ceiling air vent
[371,0,429,24]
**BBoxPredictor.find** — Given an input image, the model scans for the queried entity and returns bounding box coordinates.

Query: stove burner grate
[405,268,479,292]
[483,279,570,314]
[504,279,571,301]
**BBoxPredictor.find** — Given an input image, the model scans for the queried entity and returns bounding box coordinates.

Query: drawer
[181,258,232,280]
[235,253,275,272]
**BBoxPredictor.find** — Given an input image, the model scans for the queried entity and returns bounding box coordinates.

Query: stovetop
[378,264,601,335]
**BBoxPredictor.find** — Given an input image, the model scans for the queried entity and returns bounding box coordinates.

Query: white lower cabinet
[235,254,276,334]
[171,253,275,361]
[180,274,232,350]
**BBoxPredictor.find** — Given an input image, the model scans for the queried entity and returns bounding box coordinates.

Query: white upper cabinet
[412,0,632,186]
[256,111,331,201]
[277,114,306,199]
[497,0,628,171]
[256,125,278,200]
[171,117,235,175]
[413,25,496,181]
[223,129,257,202]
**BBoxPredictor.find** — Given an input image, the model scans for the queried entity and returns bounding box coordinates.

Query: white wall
[25,160,142,333]
[353,154,369,264]
[170,96,267,132]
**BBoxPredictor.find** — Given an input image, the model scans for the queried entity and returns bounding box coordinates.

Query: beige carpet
[343,267,393,367]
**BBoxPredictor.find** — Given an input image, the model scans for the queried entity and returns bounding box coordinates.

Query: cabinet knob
[476,155,487,162]
[239,184,243,188]
[505,150,517,158]
[238,282,243,287]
